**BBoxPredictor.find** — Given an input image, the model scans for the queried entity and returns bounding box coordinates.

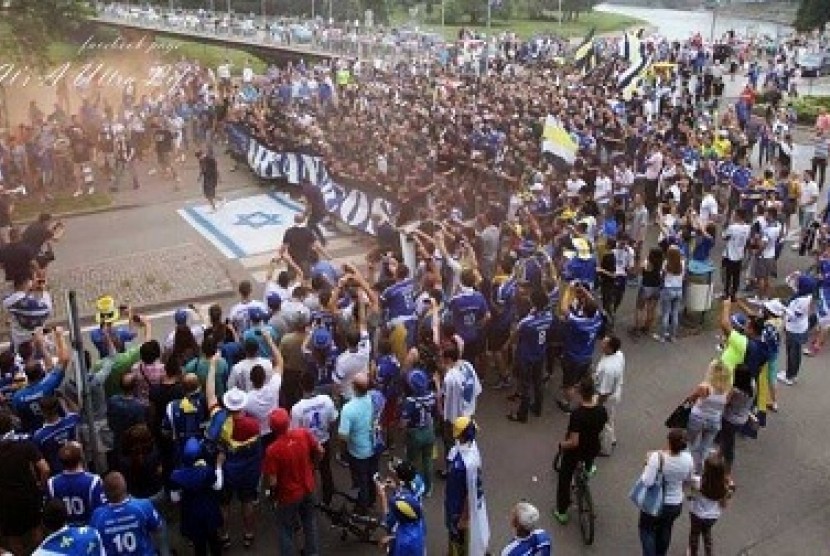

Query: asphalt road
[41,135,830,556]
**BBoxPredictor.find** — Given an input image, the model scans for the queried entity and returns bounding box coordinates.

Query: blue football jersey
[33,525,105,556]
[34,413,81,475]
[515,310,554,364]
[381,278,416,322]
[90,498,162,556]
[563,310,603,363]
[47,471,107,526]
[12,368,65,432]
[448,289,489,343]
[501,529,553,556]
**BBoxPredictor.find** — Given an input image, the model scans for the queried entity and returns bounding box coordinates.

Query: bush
[751,96,830,126]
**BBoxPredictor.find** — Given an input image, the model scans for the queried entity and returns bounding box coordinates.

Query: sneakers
[552,510,569,524]
[776,371,794,386]
[767,402,779,412]
[652,333,666,343]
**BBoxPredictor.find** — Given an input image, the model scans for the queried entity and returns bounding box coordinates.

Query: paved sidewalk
[45,242,234,324]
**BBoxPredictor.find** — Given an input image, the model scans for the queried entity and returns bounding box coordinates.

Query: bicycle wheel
[576,478,595,545]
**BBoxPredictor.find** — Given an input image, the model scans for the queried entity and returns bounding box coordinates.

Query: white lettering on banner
[301,154,319,185]
[231,125,395,235]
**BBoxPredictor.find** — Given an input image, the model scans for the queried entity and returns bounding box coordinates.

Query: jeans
[555,450,594,514]
[639,503,683,556]
[275,493,319,556]
[659,287,683,339]
[405,426,435,495]
[688,414,721,473]
[348,453,378,511]
[516,359,543,420]
[786,331,808,379]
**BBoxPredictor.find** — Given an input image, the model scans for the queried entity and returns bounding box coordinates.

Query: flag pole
[487,0,491,29]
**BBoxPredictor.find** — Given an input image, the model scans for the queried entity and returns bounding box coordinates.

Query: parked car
[799,53,830,77]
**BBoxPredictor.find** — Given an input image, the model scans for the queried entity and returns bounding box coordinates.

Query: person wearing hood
[169,438,225,555]
[376,460,427,556]
[778,272,816,386]
[401,368,438,497]
[262,407,323,556]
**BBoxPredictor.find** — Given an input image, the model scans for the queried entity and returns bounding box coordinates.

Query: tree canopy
[795,0,830,32]
[0,0,93,67]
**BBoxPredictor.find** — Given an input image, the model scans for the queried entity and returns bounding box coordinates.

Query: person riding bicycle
[553,375,608,525]
[375,460,426,556]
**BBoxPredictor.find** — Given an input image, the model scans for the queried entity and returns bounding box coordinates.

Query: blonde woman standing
[686,360,732,473]
[656,246,685,343]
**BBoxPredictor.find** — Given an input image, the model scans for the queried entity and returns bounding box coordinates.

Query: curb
[13,201,140,227]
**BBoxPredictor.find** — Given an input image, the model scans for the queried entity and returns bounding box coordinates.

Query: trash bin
[686,260,716,316]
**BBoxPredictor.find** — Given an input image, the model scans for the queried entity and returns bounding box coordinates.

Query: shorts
[754,257,776,280]
[0,497,41,537]
[638,285,660,302]
[561,357,590,389]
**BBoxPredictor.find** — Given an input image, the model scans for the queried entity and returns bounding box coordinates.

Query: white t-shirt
[800,180,819,213]
[242,66,253,83]
[333,332,371,399]
[229,299,269,333]
[595,351,625,404]
[228,357,274,392]
[244,373,282,435]
[761,221,782,259]
[594,176,612,204]
[612,247,634,277]
[722,222,750,261]
[784,295,811,334]
[641,450,694,505]
[217,63,231,80]
[291,394,339,443]
[699,193,719,224]
[442,360,482,422]
[689,475,723,519]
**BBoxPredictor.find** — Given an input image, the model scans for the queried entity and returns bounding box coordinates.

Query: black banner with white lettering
[226,123,395,236]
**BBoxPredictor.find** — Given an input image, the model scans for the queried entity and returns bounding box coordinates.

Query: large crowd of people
[0,14,828,556]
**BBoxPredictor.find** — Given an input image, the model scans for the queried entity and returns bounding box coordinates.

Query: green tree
[795,0,830,32]
[0,0,93,67]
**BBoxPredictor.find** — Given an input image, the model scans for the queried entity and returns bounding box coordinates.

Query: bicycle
[314,489,383,544]
[553,449,596,545]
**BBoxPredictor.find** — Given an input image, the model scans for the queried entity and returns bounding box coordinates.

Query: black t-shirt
[0,438,43,503]
[282,225,316,262]
[567,404,608,460]
[21,221,52,250]
[155,128,173,153]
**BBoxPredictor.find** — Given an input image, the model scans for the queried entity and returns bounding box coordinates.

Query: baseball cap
[95,295,120,325]
[174,308,188,326]
[223,387,248,412]
[762,299,785,317]
[730,312,747,331]
[268,408,290,434]
[266,292,281,310]
[249,307,266,323]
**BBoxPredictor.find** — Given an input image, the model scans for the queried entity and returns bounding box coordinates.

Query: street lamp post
[710,0,718,44]
[558,0,562,28]
[312,0,315,20]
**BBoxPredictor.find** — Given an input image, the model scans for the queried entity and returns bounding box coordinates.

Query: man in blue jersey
[90,471,163,556]
[34,394,81,475]
[380,260,417,349]
[507,290,553,423]
[46,442,106,526]
[12,326,69,432]
[501,501,552,556]
[487,261,518,389]
[34,499,105,556]
[448,269,491,367]
[302,327,340,397]
[557,285,604,412]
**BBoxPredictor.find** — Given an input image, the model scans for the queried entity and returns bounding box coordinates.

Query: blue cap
[174,309,188,326]
[266,292,281,309]
[730,312,747,331]
[311,328,332,349]
[408,369,429,395]
[249,307,266,323]
[797,275,817,297]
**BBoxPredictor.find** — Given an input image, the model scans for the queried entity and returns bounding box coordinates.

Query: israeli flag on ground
[178,193,305,259]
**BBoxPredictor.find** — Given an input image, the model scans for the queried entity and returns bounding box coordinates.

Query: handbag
[665,399,692,429]
[629,452,665,516]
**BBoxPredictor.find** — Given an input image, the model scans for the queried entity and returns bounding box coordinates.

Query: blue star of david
[233,211,284,229]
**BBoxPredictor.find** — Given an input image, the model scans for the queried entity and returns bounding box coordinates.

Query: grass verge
[13,191,112,223]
